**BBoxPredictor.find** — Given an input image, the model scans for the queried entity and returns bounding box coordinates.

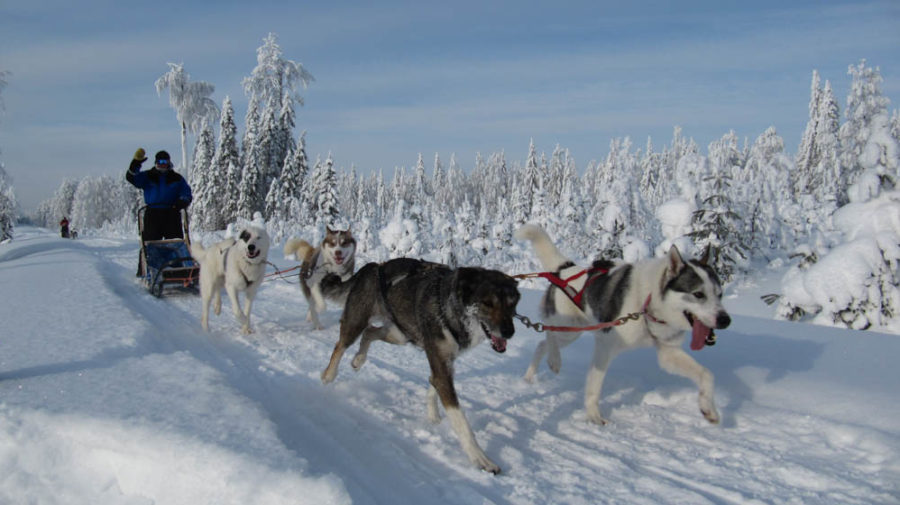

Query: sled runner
[137,206,199,297]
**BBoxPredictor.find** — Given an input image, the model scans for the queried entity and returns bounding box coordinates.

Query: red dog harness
[527,265,608,310]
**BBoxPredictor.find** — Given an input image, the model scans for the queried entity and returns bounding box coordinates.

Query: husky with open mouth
[283,227,356,329]
[190,226,270,334]
[516,224,730,425]
[319,258,520,474]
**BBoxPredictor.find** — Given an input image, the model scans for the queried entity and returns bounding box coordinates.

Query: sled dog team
[188,223,731,474]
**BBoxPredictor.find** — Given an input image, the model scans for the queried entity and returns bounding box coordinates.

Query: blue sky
[1,0,898,211]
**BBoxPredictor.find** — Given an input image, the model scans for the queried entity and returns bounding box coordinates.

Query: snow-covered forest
[0,69,17,243]
[23,35,900,333]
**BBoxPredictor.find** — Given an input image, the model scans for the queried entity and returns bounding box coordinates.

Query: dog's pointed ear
[698,244,711,266]
[326,226,335,235]
[667,245,686,275]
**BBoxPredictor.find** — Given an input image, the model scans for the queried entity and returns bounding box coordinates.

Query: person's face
[156,159,171,171]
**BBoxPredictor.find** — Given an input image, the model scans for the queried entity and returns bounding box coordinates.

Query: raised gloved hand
[129,148,148,172]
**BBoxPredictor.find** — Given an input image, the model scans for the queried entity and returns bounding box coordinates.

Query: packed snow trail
[1,228,898,504]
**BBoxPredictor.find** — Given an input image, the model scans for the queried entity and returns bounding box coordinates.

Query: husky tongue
[490,335,507,353]
[691,318,711,351]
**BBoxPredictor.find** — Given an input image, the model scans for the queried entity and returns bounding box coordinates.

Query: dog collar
[642,294,667,325]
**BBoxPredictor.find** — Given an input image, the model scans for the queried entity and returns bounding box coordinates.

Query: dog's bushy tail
[284,238,314,261]
[514,224,572,271]
[189,241,207,262]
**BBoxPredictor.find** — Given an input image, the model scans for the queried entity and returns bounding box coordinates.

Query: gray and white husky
[319,258,520,474]
[515,224,731,425]
[283,227,356,329]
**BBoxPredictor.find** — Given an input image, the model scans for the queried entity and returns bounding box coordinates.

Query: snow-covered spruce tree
[555,175,587,258]
[838,59,893,205]
[639,137,668,213]
[446,153,468,210]
[257,106,281,202]
[739,127,792,255]
[807,79,842,232]
[265,131,310,233]
[155,63,219,179]
[690,146,749,283]
[188,119,215,232]
[276,94,297,182]
[237,149,264,220]
[242,33,313,193]
[514,138,540,226]
[795,70,824,196]
[210,97,241,230]
[0,69,14,241]
[313,153,341,229]
[485,150,510,216]
[431,152,445,206]
[470,204,491,258]
[529,177,550,230]
[378,200,421,260]
[892,109,900,144]
[590,137,637,258]
[0,174,15,242]
[413,153,430,205]
[545,144,567,209]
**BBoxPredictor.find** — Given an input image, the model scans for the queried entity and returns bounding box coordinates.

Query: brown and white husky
[283,227,357,329]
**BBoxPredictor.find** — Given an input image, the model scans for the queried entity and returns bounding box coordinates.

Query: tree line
[28,35,900,289]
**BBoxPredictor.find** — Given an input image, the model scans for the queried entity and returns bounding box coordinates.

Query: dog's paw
[702,409,720,424]
[321,367,337,384]
[427,401,442,424]
[241,325,254,335]
[547,352,562,375]
[351,353,367,370]
[701,406,720,424]
[586,410,610,426]
[523,368,537,384]
[700,395,720,424]
[474,456,501,475]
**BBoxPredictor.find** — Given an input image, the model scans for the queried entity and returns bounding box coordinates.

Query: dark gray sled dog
[320,258,520,474]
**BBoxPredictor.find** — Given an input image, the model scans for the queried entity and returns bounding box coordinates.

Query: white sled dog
[283,227,356,329]
[515,224,731,425]
[190,226,270,334]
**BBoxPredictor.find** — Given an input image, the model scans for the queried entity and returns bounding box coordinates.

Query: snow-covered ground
[1,227,898,505]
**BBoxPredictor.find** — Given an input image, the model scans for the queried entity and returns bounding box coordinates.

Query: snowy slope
[1,227,898,505]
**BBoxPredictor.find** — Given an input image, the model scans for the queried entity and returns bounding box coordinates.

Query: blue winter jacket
[126,161,192,209]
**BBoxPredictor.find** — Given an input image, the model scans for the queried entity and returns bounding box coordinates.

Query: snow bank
[0,407,350,505]
[778,192,900,331]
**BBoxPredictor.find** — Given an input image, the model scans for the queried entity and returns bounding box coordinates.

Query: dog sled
[137,206,199,297]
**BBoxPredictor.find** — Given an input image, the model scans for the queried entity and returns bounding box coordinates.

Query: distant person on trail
[126,148,192,241]
[59,217,69,238]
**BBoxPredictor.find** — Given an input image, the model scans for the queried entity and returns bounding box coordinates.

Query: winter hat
[155,151,172,165]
